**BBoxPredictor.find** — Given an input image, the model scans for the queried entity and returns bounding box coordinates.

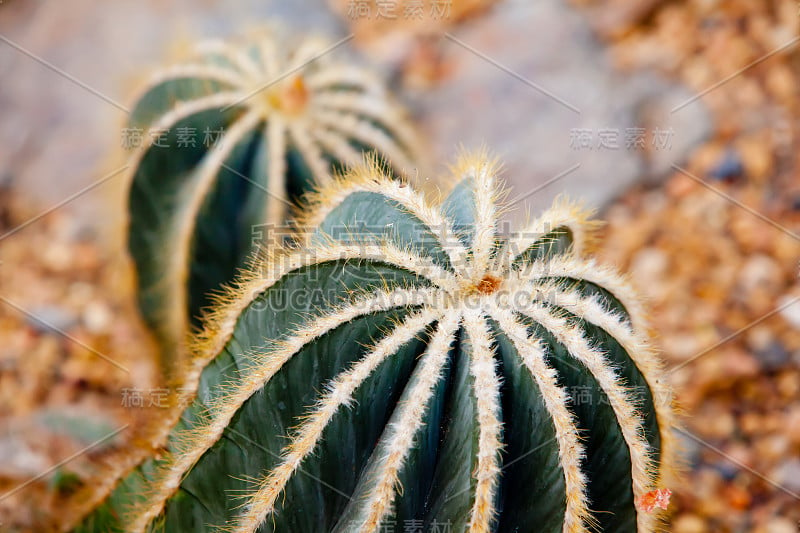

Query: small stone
[735,135,773,183]
[630,247,669,298]
[67,282,94,306]
[724,443,753,469]
[666,172,696,198]
[0,435,49,478]
[778,371,800,399]
[693,468,726,516]
[737,254,782,294]
[672,514,708,533]
[722,483,750,510]
[82,301,112,334]
[745,325,772,351]
[786,405,800,445]
[661,333,703,361]
[757,341,791,371]
[696,407,735,439]
[778,294,800,329]
[771,458,800,494]
[676,429,703,468]
[740,412,763,436]
[755,434,790,462]
[713,459,739,481]
[41,242,74,272]
[723,348,760,379]
[765,63,796,103]
[26,305,78,334]
[729,210,770,253]
[73,241,101,272]
[771,233,800,265]
[708,148,743,181]
[761,518,797,533]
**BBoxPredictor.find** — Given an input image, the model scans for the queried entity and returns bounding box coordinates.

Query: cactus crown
[125,30,419,376]
[74,153,674,533]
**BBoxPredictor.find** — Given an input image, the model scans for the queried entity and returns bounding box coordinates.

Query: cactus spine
[72,153,675,532]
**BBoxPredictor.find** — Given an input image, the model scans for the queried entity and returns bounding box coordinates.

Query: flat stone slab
[402,0,711,219]
[0,0,710,230]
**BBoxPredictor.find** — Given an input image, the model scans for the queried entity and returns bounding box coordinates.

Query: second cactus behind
[126,29,419,376]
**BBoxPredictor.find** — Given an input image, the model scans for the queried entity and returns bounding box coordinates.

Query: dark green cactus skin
[127,102,261,349]
[73,163,673,533]
[125,35,418,377]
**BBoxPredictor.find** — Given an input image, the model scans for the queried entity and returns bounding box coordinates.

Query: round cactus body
[73,153,675,532]
[125,30,419,376]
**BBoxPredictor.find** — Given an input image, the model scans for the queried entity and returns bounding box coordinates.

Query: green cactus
[125,30,419,377]
[69,153,675,532]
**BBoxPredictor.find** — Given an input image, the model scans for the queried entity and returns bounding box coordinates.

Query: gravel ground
[580,0,800,531]
[1,0,798,531]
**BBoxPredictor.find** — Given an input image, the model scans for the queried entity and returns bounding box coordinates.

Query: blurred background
[0,0,798,531]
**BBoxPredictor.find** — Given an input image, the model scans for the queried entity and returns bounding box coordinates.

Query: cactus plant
[125,30,419,376]
[70,153,675,532]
